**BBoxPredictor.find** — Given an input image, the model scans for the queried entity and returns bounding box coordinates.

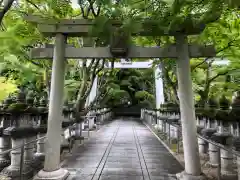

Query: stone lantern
[34,96,48,167]
[1,89,35,179]
[0,97,12,170]
[23,92,39,167]
[61,100,74,153]
[210,100,235,176]
[230,93,240,136]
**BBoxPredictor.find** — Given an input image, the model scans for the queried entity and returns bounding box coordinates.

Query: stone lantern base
[1,165,33,180]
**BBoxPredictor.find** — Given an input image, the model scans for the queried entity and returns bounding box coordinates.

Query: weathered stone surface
[64,118,183,180]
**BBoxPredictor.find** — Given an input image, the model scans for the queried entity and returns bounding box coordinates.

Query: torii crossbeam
[31,45,215,59]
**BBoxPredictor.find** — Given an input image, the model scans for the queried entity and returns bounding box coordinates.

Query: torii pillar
[34,34,69,179]
[175,35,202,180]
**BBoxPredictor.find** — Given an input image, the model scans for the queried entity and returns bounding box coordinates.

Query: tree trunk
[163,67,179,104]
[44,69,50,99]
[198,62,212,107]
[198,84,210,108]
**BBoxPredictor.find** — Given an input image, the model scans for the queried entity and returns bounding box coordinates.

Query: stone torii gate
[85,59,165,111]
[26,15,216,180]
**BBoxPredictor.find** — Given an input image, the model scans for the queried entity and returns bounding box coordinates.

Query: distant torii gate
[85,59,165,110]
[26,15,216,180]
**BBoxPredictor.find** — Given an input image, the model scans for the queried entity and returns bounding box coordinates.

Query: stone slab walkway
[62,118,183,180]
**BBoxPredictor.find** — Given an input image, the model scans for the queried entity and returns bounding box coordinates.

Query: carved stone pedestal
[220,148,236,176]
[211,132,236,176]
[1,138,25,179]
[34,132,46,161]
[61,121,74,153]
[198,138,207,155]
[24,134,38,166]
[199,128,217,157]
[208,143,219,167]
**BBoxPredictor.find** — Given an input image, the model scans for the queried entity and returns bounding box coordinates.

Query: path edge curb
[143,121,185,168]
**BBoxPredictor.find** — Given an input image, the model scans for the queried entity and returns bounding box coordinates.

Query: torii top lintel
[24,15,205,37]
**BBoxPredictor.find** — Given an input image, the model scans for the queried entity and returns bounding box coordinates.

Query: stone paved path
[62,118,183,180]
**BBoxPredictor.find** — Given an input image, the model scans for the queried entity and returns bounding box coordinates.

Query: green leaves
[47,0,73,18]
[135,90,154,101]
[0,77,18,101]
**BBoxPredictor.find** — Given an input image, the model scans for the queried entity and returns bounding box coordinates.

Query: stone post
[237,123,240,137]
[146,111,150,125]
[100,109,104,123]
[102,109,105,122]
[175,35,202,179]
[206,119,211,128]
[214,119,218,128]
[233,138,240,180]
[102,109,106,121]
[34,33,69,179]
[196,126,205,154]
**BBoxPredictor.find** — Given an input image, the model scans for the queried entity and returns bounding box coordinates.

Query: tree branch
[25,0,40,10]
[192,39,237,71]
[87,58,96,72]
[209,69,238,83]
[82,59,103,101]
[191,57,210,71]
[96,59,105,74]
[0,0,15,24]
[91,59,101,76]
[87,0,97,17]
[163,66,179,103]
